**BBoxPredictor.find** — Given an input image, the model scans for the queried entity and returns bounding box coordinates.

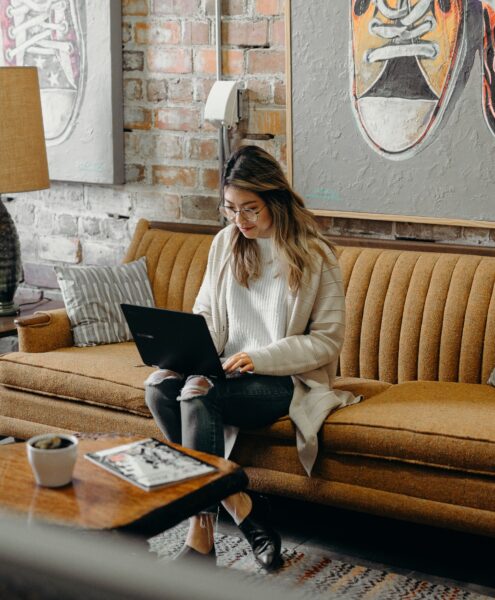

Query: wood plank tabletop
[0,435,247,534]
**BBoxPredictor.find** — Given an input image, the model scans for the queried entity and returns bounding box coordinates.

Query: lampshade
[0,66,49,316]
[0,67,49,193]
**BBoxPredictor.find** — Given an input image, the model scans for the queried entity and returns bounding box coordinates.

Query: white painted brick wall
[39,237,81,264]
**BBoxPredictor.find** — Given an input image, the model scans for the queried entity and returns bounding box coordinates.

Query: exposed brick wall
[6,0,287,294]
[5,0,492,297]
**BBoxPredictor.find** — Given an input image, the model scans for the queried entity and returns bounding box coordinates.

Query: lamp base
[0,300,20,317]
[0,196,22,317]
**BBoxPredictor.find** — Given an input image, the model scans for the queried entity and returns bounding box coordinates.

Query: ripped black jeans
[145,371,293,458]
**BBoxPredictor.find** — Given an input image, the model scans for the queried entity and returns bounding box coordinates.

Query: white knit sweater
[193,224,361,474]
[223,237,287,358]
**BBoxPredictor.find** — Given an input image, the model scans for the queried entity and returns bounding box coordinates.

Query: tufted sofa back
[124,219,213,313]
[125,220,495,386]
[338,247,495,385]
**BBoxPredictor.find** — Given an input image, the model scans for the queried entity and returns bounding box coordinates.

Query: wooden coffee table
[0,434,248,537]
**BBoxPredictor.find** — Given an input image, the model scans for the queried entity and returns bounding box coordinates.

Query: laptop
[121,304,226,380]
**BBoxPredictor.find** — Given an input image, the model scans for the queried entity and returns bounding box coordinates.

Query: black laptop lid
[121,304,225,379]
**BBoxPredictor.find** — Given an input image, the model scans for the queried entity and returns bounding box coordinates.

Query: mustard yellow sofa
[2,219,495,538]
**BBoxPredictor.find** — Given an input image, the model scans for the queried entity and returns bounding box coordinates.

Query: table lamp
[0,67,50,316]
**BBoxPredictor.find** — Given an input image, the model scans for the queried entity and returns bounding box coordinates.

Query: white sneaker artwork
[0,0,86,146]
[350,0,466,159]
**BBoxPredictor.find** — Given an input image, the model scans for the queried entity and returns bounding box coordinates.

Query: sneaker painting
[482,0,495,135]
[350,0,466,159]
[0,0,85,147]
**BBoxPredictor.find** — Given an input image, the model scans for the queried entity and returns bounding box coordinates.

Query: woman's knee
[178,375,214,401]
[178,377,221,423]
[144,384,161,412]
[145,369,182,387]
[144,370,183,409]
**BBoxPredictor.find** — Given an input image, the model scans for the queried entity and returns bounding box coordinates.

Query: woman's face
[223,186,274,239]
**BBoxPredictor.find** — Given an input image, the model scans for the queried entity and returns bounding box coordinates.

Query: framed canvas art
[288,0,495,225]
[0,0,124,184]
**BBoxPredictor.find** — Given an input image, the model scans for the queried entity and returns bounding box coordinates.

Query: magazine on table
[85,438,217,491]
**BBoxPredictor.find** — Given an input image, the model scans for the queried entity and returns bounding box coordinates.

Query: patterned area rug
[148,523,491,600]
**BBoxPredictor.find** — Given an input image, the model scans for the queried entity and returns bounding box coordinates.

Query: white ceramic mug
[27,434,79,487]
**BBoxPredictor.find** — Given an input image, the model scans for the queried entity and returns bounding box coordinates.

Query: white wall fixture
[205,81,240,129]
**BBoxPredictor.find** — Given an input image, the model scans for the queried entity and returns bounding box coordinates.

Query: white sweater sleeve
[247,258,346,376]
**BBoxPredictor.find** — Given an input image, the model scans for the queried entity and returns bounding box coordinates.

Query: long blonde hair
[221,145,335,291]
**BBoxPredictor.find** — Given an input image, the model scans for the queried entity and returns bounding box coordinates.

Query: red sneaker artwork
[0,0,85,147]
[351,0,466,159]
[482,0,495,135]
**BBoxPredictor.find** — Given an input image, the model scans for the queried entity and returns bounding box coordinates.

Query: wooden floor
[216,495,495,597]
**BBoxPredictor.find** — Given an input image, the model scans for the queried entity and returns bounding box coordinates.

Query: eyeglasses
[219,205,266,223]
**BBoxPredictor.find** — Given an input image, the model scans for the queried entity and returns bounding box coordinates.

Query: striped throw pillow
[55,258,155,347]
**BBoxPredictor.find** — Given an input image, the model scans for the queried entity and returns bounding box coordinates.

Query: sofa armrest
[15,309,73,353]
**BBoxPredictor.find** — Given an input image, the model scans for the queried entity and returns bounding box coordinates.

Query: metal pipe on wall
[215,0,227,174]
[215,0,222,80]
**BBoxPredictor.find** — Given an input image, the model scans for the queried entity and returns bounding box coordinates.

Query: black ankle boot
[238,496,282,571]
[173,543,216,565]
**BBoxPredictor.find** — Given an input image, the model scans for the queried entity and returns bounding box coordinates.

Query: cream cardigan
[193,225,361,475]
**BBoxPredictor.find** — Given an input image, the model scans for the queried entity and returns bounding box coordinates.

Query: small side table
[0,294,64,353]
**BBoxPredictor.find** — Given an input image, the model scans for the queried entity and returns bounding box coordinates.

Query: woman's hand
[223,352,254,374]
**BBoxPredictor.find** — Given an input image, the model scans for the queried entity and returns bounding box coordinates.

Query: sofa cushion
[55,258,154,347]
[332,376,391,399]
[240,380,495,477]
[0,343,155,416]
[241,377,392,442]
[324,381,495,475]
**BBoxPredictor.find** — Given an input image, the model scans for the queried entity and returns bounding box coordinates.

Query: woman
[145,145,360,570]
